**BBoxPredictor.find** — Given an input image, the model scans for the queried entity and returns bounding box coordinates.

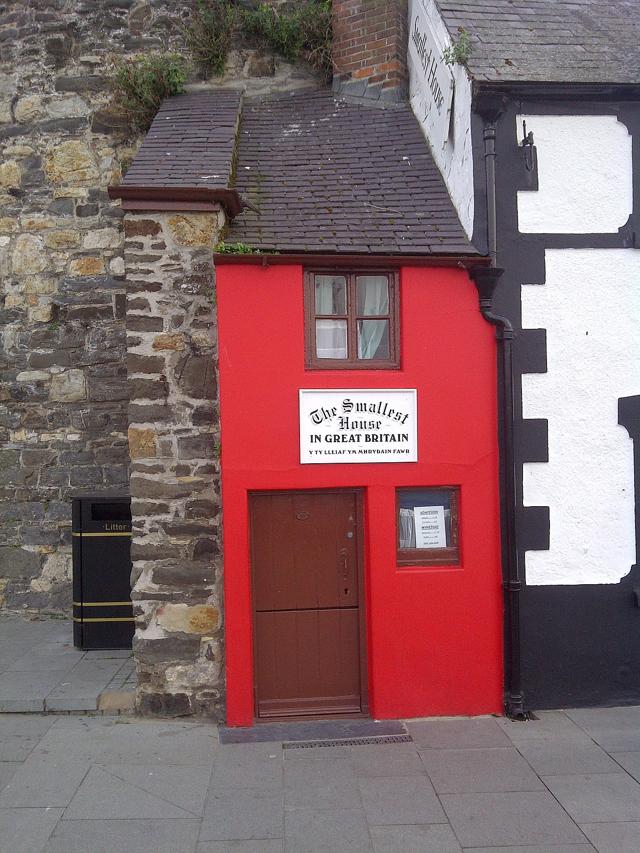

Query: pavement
[1,708,640,852]
[0,614,134,714]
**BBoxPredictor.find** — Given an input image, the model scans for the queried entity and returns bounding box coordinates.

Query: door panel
[255,608,361,717]
[252,492,358,612]
[251,490,363,718]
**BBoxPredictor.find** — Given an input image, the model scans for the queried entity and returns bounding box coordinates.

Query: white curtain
[399,508,416,549]
[358,277,388,359]
[316,320,347,358]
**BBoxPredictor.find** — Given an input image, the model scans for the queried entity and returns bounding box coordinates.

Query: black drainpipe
[470,116,529,720]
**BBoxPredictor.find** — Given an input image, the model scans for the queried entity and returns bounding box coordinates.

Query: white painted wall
[517,115,633,233]
[407,0,474,238]
[521,249,640,584]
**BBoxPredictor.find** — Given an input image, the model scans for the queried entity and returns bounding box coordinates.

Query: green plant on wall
[111,52,189,134]
[183,0,237,77]
[442,28,472,68]
[184,0,332,80]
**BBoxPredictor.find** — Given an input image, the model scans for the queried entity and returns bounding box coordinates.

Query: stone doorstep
[96,689,136,716]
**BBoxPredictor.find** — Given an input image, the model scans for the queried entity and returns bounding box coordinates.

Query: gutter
[471,113,529,721]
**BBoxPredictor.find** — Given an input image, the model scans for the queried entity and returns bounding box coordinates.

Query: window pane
[316,319,347,359]
[398,489,453,549]
[356,275,389,316]
[357,319,389,359]
[315,275,346,315]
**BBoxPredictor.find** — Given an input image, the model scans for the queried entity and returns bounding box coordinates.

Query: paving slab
[420,746,544,793]
[407,717,511,749]
[33,716,218,765]
[0,762,20,793]
[496,711,591,743]
[0,670,63,712]
[351,741,425,777]
[0,807,63,853]
[43,818,201,853]
[0,755,89,808]
[64,764,197,820]
[464,846,595,852]
[284,757,361,809]
[542,772,640,823]
[209,743,283,790]
[580,821,640,852]
[516,739,621,776]
[94,763,212,816]
[358,774,446,825]
[0,715,56,761]
[198,842,283,853]
[564,707,640,751]
[609,750,640,781]
[201,787,284,841]
[440,791,586,847]
[369,824,462,853]
[220,718,405,744]
[284,806,371,853]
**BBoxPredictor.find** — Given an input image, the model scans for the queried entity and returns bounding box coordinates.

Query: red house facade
[218,259,503,726]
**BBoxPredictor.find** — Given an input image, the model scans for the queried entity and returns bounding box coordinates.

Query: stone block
[68,256,105,276]
[30,551,71,592]
[12,234,47,274]
[127,354,165,374]
[167,214,218,248]
[45,95,89,119]
[130,477,207,500]
[70,466,103,486]
[124,218,161,238]
[54,75,107,93]
[131,542,182,561]
[176,355,217,400]
[129,377,167,401]
[50,369,86,402]
[178,434,217,460]
[82,227,121,249]
[0,160,20,188]
[14,94,44,123]
[152,333,186,351]
[44,230,80,249]
[44,140,98,184]
[152,561,215,587]
[128,315,163,333]
[98,689,135,714]
[133,635,200,665]
[156,603,220,635]
[138,690,192,717]
[128,427,157,459]
[0,546,41,579]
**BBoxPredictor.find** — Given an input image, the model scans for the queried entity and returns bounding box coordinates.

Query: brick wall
[332,0,408,101]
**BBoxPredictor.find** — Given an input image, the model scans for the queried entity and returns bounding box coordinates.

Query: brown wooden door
[250,490,364,719]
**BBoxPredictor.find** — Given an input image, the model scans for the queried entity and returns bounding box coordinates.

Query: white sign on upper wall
[407,0,454,147]
[299,389,417,464]
[407,0,474,239]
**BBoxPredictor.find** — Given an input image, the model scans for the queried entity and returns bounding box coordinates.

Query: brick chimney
[332,0,408,101]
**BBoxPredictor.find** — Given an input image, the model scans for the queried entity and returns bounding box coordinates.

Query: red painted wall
[217,263,503,726]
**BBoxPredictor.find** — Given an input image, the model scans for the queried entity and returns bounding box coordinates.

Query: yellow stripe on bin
[72,532,132,537]
[73,617,135,623]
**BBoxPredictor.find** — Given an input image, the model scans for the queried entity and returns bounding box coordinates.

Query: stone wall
[0,0,317,614]
[123,211,224,717]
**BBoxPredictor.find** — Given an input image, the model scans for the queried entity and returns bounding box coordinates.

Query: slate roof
[116,90,242,191]
[436,0,640,83]
[228,90,476,255]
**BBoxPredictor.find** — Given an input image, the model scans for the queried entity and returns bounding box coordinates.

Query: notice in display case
[413,505,446,548]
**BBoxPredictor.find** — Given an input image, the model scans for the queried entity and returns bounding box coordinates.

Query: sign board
[299,389,417,464]
[408,0,454,146]
[414,505,446,548]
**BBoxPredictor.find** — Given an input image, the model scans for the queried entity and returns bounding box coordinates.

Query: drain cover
[283,733,413,749]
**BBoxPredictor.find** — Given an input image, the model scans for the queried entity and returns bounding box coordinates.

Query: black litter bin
[72,497,134,650]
